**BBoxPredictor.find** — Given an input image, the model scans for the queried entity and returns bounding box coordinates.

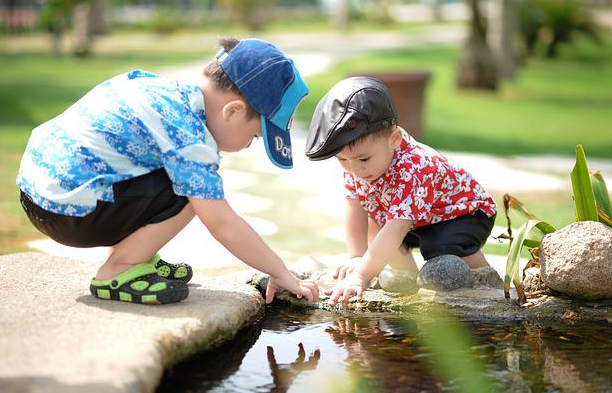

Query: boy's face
[335,128,402,183]
[207,99,263,152]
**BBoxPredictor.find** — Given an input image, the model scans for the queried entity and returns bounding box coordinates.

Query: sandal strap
[91,263,159,289]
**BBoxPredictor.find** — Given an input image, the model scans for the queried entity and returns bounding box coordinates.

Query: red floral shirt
[344,131,496,228]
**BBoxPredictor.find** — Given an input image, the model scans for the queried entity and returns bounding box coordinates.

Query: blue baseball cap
[216,38,309,169]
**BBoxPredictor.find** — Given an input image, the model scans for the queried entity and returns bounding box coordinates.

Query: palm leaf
[591,171,612,228]
[571,144,598,222]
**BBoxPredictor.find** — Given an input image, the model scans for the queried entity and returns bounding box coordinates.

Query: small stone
[523,271,552,294]
[417,254,471,291]
[471,266,503,289]
[378,268,418,294]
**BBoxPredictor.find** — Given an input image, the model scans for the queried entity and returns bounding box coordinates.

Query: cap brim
[262,115,293,169]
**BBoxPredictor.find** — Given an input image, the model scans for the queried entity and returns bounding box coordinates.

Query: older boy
[17,37,318,305]
[305,77,496,307]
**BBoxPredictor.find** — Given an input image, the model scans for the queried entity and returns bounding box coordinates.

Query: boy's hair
[346,126,396,151]
[203,37,258,120]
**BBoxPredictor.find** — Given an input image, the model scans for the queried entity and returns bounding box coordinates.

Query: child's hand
[324,272,369,308]
[266,270,319,304]
[333,257,361,280]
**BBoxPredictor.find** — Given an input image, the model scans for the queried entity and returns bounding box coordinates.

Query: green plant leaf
[591,171,612,227]
[571,144,598,222]
[502,194,540,240]
[504,220,556,304]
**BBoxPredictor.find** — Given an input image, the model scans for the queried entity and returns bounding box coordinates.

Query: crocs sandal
[150,255,193,283]
[90,262,189,304]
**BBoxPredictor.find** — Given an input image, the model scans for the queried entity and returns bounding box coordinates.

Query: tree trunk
[489,0,518,80]
[427,0,443,21]
[88,0,110,36]
[330,0,349,31]
[72,2,92,57]
[456,0,498,90]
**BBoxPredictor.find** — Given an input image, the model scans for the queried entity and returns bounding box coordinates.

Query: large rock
[540,221,612,300]
[0,253,264,393]
[416,254,472,291]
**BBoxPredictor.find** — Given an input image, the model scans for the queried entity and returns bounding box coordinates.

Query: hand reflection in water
[325,316,387,370]
[266,343,320,393]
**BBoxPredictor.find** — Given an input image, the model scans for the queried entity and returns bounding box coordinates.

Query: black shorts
[403,210,495,260]
[20,169,188,248]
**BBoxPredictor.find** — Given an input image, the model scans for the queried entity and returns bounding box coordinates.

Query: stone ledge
[254,269,612,325]
[0,253,264,393]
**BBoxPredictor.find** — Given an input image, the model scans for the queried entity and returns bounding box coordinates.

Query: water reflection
[324,316,442,392]
[157,309,612,393]
[266,343,320,393]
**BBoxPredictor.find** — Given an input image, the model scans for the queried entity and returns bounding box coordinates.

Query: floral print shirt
[17,69,223,217]
[344,131,496,228]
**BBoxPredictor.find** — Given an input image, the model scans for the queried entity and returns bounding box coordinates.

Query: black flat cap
[305,76,398,161]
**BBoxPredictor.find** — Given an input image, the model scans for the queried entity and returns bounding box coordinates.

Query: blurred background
[1,0,611,268]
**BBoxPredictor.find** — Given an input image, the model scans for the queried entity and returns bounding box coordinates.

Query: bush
[518,0,601,58]
[148,8,183,35]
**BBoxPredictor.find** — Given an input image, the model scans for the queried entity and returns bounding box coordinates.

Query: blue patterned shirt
[17,69,224,217]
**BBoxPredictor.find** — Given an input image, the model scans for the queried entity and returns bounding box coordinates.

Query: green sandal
[90,262,189,304]
[150,255,193,283]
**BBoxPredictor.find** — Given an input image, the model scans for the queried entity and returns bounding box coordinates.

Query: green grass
[296,37,612,158]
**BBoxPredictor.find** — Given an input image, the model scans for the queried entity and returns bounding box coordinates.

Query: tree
[518,0,601,59]
[489,0,518,80]
[39,0,90,56]
[456,0,498,90]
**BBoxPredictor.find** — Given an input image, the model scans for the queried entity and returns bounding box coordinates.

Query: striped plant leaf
[571,145,598,222]
[591,171,612,228]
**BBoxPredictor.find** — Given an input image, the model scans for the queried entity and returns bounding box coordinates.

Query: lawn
[0,31,610,256]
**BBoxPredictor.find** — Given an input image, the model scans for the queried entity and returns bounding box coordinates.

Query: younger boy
[17,37,318,305]
[305,77,496,307]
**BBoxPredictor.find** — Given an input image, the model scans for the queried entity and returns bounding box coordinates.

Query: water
[157,308,612,393]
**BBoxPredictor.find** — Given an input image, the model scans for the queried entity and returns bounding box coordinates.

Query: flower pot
[354,71,431,141]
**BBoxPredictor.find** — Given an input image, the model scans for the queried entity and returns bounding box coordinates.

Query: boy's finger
[342,288,354,308]
[330,288,342,305]
[356,287,364,301]
[265,283,275,304]
[333,266,342,279]
[312,283,320,300]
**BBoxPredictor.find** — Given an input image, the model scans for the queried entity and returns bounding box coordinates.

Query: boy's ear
[390,125,403,147]
[221,99,247,121]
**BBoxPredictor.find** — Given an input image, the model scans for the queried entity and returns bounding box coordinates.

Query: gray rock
[378,268,418,294]
[541,221,612,300]
[470,266,503,289]
[417,254,471,291]
[0,253,264,393]
[523,271,553,294]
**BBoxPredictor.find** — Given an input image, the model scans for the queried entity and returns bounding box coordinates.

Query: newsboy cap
[305,76,398,161]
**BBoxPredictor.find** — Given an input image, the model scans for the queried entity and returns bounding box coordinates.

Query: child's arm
[189,198,319,303]
[334,197,368,279]
[326,218,413,307]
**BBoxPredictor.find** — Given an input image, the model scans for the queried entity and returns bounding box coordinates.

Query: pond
[157,308,612,392]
